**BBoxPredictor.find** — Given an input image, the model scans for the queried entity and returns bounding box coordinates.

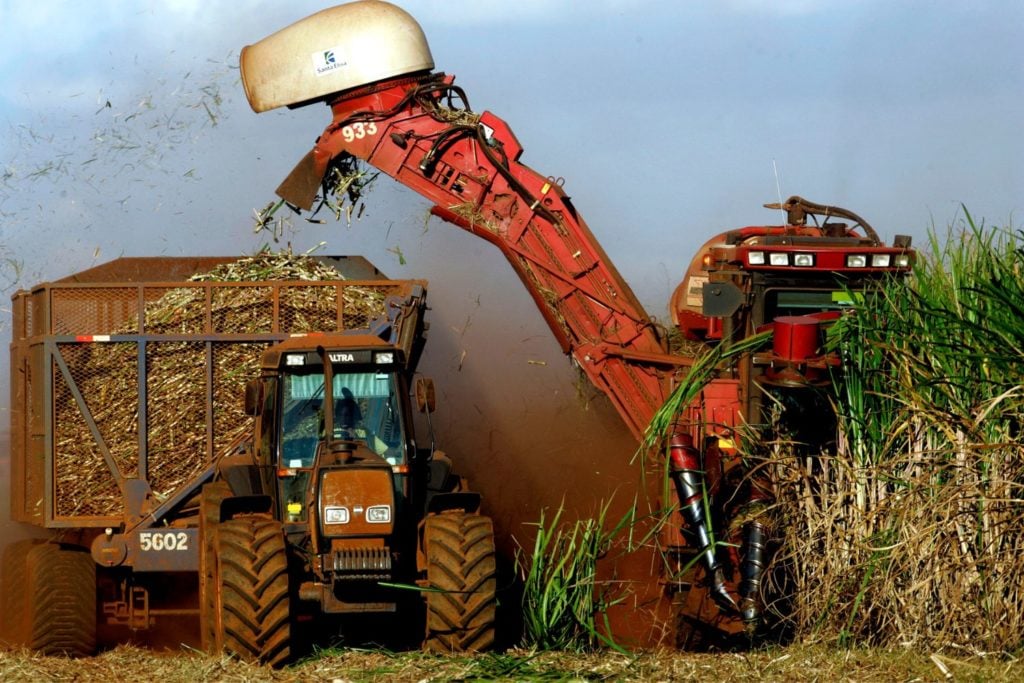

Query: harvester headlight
[769,253,790,266]
[871,254,892,267]
[285,353,305,366]
[366,505,391,523]
[374,352,394,365]
[324,506,350,524]
[846,254,868,268]
[747,251,766,266]
[895,254,911,268]
[793,253,815,267]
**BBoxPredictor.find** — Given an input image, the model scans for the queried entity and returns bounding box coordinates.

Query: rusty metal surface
[91,529,200,571]
[763,195,881,244]
[318,466,396,537]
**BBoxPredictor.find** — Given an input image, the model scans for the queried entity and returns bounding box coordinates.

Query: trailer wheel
[1,539,45,647]
[199,481,232,653]
[23,543,96,656]
[214,516,291,667]
[422,511,497,652]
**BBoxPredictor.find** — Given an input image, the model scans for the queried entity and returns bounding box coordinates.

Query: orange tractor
[2,256,495,661]
[241,1,916,644]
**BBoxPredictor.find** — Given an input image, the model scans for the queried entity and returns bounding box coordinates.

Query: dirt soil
[1,644,1020,682]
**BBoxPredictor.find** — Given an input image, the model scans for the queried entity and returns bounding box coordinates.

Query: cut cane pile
[52,251,391,518]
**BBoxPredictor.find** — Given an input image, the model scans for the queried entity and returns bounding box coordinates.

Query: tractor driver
[334,387,362,440]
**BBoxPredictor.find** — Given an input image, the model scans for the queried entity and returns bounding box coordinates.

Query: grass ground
[1,644,1022,682]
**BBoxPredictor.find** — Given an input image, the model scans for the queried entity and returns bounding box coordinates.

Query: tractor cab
[275,362,409,524]
[244,334,424,608]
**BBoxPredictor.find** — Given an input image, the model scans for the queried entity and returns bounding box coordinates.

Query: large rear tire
[423,511,497,653]
[24,543,96,656]
[1,539,45,647]
[214,516,291,667]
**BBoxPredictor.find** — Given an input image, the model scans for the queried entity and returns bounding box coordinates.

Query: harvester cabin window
[280,372,406,467]
[764,289,855,320]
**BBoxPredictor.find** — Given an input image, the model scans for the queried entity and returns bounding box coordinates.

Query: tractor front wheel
[422,511,497,652]
[213,516,291,667]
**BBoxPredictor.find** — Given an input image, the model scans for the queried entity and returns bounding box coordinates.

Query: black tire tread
[1,539,45,647]
[423,512,497,653]
[215,516,291,667]
[25,543,96,656]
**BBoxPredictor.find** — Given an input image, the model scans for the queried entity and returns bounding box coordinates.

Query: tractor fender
[426,491,481,516]
[220,494,274,522]
[217,453,265,498]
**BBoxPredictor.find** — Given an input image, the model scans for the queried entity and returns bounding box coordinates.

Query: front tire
[214,516,291,667]
[423,511,497,652]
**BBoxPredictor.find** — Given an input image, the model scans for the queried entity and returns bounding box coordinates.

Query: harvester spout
[275,150,322,212]
[239,1,433,114]
[240,1,435,209]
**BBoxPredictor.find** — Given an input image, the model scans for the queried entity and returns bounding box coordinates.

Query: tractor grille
[331,547,392,580]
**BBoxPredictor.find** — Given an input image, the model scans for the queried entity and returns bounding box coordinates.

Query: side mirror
[415,377,436,413]
[702,281,744,318]
[244,379,263,416]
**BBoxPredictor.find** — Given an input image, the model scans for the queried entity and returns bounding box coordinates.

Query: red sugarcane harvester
[240,0,915,644]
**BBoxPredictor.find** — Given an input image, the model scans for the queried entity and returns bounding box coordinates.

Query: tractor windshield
[279,370,407,468]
